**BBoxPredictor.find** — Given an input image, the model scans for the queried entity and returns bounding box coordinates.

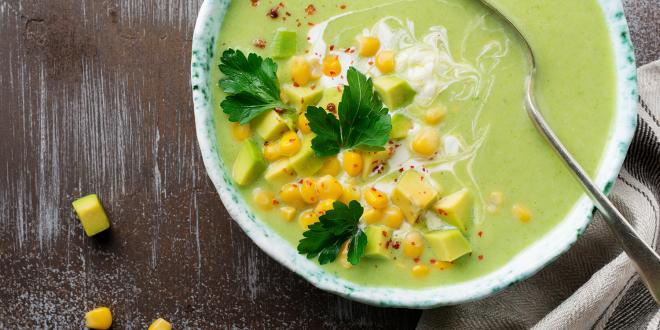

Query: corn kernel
[402,231,424,258]
[253,189,275,210]
[85,307,113,330]
[318,157,342,176]
[364,187,388,209]
[362,208,383,224]
[424,106,447,125]
[343,151,363,177]
[382,206,404,229]
[323,56,341,77]
[315,199,336,215]
[340,185,361,204]
[298,113,311,134]
[358,36,380,57]
[411,127,441,157]
[338,240,353,269]
[231,123,251,141]
[317,175,343,200]
[263,143,282,162]
[299,178,320,204]
[280,183,303,205]
[513,203,532,223]
[299,210,319,229]
[289,56,312,86]
[279,131,302,156]
[432,261,454,271]
[309,58,322,80]
[148,318,172,330]
[375,50,395,73]
[411,264,430,278]
[280,206,297,221]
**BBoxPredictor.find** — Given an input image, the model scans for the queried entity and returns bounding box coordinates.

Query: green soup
[210,0,615,288]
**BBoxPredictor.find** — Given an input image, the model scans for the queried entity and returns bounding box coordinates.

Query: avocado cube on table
[232,140,267,186]
[391,170,439,223]
[373,75,416,110]
[364,225,392,259]
[317,87,343,110]
[283,84,323,112]
[271,29,297,59]
[252,110,289,141]
[289,135,324,176]
[424,229,472,262]
[264,158,296,183]
[390,113,412,139]
[72,194,110,237]
[433,188,472,232]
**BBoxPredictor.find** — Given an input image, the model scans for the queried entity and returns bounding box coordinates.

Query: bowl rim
[190,0,638,308]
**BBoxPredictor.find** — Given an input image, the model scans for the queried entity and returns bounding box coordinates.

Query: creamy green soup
[210,0,615,288]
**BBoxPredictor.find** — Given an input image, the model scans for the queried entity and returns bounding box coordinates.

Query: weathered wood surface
[0,0,656,328]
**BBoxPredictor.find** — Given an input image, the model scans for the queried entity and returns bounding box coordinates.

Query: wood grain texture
[0,0,656,329]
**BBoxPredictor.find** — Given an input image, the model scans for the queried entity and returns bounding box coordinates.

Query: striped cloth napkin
[418,61,660,330]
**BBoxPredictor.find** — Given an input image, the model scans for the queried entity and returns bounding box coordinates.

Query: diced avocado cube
[317,87,342,110]
[373,75,416,110]
[232,140,267,186]
[390,113,412,139]
[364,225,392,259]
[271,29,297,59]
[72,194,110,237]
[289,135,324,176]
[433,189,472,232]
[391,170,438,223]
[424,229,472,262]
[252,110,289,141]
[283,84,324,112]
[362,144,395,178]
[264,158,296,183]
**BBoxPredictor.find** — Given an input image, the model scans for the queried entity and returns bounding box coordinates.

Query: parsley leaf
[306,67,391,157]
[218,49,291,124]
[297,200,367,265]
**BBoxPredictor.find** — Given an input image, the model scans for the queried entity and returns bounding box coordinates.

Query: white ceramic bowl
[191,0,637,307]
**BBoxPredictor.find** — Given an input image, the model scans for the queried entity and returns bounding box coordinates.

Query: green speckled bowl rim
[191,0,637,308]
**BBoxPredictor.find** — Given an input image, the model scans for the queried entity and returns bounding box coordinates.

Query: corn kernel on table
[0,0,657,328]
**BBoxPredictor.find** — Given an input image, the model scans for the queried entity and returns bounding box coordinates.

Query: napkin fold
[418,60,660,330]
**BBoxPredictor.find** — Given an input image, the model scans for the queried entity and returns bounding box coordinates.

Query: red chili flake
[285,11,292,16]
[336,85,342,92]
[329,44,335,51]
[326,103,336,113]
[410,165,415,169]
[437,209,448,216]
[381,231,388,237]
[305,4,316,15]
[250,0,260,7]
[307,21,315,26]
[398,167,404,172]
[278,2,285,8]
[306,36,311,40]
[478,231,484,237]
[344,47,351,53]
[329,70,336,76]
[410,241,416,246]
[310,84,317,90]
[272,199,280,205]
[267,7,279,18]
[392,241,401,249]
[293,82,300,87]
[298,179,303,184]
[478,255,484,261]
[413,258,420,263]
[385,239,392,249]
[430,259,436,264]
[339,3,347,10]
[368,61,374,65]
[274,107,284,114]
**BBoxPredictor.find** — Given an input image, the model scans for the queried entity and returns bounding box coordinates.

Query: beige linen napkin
[418,61,660,330]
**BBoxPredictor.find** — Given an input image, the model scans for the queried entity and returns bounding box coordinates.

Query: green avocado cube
[232,140,267,186]
[373,75,416,110]
[362,144,395,179]
[424,229,472,262]
[317,87,343,110]
[289,135,324,176]
[252,110,289,141]
[433,189,472,232]
[364,225,392,259]
[390,113,412,139]
[391,170,439,223]
[283,84,324,112]
[72,194,110,237]
[271,29,297,59]
[264,158,296,183]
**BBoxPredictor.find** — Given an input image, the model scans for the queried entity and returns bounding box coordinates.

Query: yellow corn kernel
[289,56,312,86]
[424,106,447,125]
[375,50,395,73]
[298,113,311,134]
[358,36,380,57]
[343,151,363,177]
[513,203,532,223]
[315,199,336,215]
[411,127,441,157]
[85,307,113,330]
[309,58,322,80]
[148,318,172,330]
[279,131,302,156]
[299,178,320,204]
[323,56,341,77]
[318,157,342,176]
[364,187,388,209]
[231,123,251,141]
[362,208,383,224]
[279,206,297,222]
[382,206,404,229]
[253,189,275,210]
[432,261,454,271]
[279,183,303,205]
[341,185,361,204]
[317,175,343,200]
[299,210,319,229]
[338,241,353,269]
[411,264,430,278]
[263,143,282,162]
[402,231,424,259]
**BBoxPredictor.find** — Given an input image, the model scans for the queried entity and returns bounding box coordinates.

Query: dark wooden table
[1,1,657,328]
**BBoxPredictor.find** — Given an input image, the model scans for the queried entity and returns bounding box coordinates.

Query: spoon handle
[525,91,660,304]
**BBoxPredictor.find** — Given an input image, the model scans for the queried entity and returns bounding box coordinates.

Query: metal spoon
[479,0,660,303]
